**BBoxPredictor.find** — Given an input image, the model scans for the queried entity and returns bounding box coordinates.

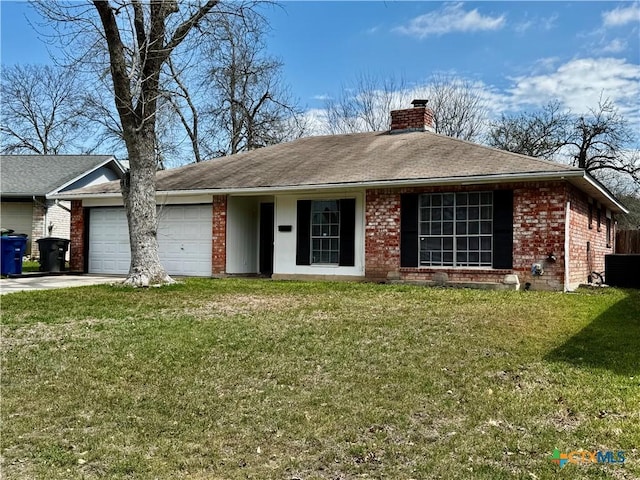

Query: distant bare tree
[616,193,640,230]
[324,73,409,134]
[488,98,639,187]
[569,98,637,181]
[82,72,129,156]
[163,57,203,163]
[0,64,90,154]
[423,74,489,141]
[323,73,488,140]
[203,12,306,157]
[487,101,571,159]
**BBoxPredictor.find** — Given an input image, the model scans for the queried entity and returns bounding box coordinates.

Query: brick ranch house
[57,102,627,291]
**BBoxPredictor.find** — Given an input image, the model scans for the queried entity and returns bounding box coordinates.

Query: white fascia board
[45,156,123,198]
[580,174,629,214]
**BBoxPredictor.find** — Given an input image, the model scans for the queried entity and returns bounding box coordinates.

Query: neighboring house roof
[56,131,628,213]
[0,154,125,198]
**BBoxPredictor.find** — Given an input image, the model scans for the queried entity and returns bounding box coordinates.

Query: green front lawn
[1,280,638,479]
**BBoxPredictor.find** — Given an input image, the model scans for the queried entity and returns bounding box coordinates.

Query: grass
[1,279,639,479]
[21,260,41,273]
[6,260,70,275]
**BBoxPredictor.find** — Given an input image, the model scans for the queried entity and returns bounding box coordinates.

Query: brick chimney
[390,99,435,134]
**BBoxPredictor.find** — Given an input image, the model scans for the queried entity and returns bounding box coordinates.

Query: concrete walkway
[0,274,125,295]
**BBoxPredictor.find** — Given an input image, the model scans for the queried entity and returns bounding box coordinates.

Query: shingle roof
[1,155,120,197]
[66,131,579,195]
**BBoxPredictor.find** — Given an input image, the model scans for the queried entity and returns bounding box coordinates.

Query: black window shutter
[493,190,513,269]
[400,194,419,267]
[339,198,356,266]
[296,200,311,265]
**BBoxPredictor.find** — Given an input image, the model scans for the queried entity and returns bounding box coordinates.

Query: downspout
[54,199,72,213]
[564,200,571,292]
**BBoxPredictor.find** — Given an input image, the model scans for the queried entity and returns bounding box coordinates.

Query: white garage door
[89,205,212,276]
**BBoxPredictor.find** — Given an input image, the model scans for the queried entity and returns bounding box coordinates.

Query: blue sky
[2,1,639,127]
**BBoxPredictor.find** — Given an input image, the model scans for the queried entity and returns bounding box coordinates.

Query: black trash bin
[36,237,70,272]
[0,235,28,275]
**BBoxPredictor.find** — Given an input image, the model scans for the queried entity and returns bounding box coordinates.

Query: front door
[259,203,274,276]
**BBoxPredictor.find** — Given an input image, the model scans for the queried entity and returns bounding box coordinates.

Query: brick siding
[567,186,614,288]
[362,181,607,290]
[365,189,401,279]
[69,200,85,272]
[45,200,71,240]
[512,184,566,290]
[212,195,227,275]
[30,201,46,259]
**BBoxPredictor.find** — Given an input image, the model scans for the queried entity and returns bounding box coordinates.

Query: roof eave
[571,172,629,214]
[1,192,46,198]
[44,156,124,198]
[54,170,585,199]
[52,170,627,213]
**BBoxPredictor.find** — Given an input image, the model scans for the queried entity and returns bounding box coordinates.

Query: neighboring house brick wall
[31,200,46,259]
[45,200,71,240]
[29,199,72,259]
[567,186,613,289]
[70,200,85,272]
[31,200,72,260]
[212,195,227,275]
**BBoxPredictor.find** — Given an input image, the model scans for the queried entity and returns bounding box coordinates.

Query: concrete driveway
[0,274,125,295]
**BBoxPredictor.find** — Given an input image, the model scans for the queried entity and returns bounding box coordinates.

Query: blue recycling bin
[0,235,28,275]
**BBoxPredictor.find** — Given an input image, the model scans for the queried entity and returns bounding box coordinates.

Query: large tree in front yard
[36,0,230,286]
[93,0,219,286]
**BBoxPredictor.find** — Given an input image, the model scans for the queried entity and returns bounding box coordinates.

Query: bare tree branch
[0,64,91,154]
[487,101,571,159]
[202,11,305,156]
[164,0,218,53]
[164,57,201,163]
[488,97,639,189]
[322,73,488,141]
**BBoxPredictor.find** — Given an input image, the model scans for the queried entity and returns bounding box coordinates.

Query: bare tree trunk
[90,0,218,286]
[120,124,173,287]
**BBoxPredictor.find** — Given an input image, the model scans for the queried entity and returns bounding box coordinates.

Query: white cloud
[514,20,533,34]
[529,57,561,75]
[602,3,640,27]
[514,14,557,34]
[507,57,640,124]
[394,3,505,39]
[599,38,628,54]
[301,108,331,136]
[303,59,639,140]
